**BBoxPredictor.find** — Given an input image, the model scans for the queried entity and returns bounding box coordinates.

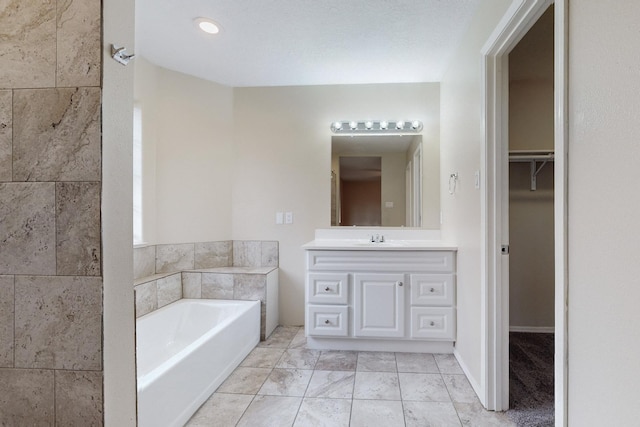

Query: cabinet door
[354,273,405,338]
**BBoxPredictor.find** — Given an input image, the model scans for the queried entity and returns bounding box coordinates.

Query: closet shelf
[509,150,554,191]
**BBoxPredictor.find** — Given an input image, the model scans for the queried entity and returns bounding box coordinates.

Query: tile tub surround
[185,326,516,427]
[0,0,103,423]
[134,240,278,280]
[134,267,278,340]
[134,241,279,339]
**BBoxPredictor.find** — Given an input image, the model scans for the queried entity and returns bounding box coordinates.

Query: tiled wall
[0,1,103,425]
[134,240,279,280]
[134,241,279,338]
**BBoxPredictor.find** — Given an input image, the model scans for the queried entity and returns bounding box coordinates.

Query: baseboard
[453,348,484,404]
[509,326,554,333]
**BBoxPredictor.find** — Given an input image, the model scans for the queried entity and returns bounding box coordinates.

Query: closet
[507,5,554,425]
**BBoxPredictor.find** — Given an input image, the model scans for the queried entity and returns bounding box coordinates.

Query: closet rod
[508,151,554,162]
[508,151,554,191]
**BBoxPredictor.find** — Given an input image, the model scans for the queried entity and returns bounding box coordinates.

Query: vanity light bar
[330,120,423,133]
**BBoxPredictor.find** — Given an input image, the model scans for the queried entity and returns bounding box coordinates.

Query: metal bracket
[111,45,135,66]
[529,158,550,191]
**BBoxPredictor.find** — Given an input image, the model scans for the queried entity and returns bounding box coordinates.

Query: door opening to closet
[506,5,555,426]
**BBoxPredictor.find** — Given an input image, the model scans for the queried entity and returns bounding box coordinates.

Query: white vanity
[303,229,457,353]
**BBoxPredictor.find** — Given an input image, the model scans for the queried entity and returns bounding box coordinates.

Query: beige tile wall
[0,0,103,424]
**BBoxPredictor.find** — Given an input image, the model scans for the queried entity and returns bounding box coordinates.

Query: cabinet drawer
[410,307,456,340]
[308,273,348,304]
[410,274,455,306]
[307,305,349,337]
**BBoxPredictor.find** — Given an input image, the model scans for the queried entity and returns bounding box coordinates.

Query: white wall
[102,0,136,424]
[568,1,640,424]
[439,0,512,390]
[134,59,235,244]
[232,83,440,325]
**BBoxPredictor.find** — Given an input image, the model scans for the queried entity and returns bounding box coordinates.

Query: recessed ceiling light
[195,17,221,35]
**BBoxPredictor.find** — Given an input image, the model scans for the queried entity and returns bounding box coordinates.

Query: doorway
[507,6,555,424]
[339,156,382,226]
[480,0,567,424]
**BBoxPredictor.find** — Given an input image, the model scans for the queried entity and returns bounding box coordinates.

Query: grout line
[12,275,16,367]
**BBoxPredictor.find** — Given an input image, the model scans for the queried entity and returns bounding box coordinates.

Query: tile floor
[186,326,515,427]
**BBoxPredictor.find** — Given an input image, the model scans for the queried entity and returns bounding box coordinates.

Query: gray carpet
[507,332,555,426]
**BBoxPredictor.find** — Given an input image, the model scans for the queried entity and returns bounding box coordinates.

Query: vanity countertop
[302,239,457,251]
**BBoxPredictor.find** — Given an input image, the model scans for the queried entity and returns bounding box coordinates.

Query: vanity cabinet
[305,248,456,352]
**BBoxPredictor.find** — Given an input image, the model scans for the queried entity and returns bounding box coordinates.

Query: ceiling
[135,0,481,87]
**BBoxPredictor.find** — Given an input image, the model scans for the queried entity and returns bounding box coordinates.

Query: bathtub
[137,299,261,427]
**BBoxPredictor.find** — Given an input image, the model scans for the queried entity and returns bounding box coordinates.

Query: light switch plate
[276,212,284,224]
[285,211,293,224]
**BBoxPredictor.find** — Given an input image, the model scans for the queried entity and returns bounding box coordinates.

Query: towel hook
[111,45,135,66]
[448,173,458,195]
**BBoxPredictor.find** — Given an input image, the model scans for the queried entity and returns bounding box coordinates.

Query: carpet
[507,332,555,426]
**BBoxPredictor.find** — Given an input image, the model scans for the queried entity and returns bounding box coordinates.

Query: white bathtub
[136,299,261,427]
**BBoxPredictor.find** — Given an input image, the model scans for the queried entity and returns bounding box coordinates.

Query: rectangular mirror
[331,135,422,227]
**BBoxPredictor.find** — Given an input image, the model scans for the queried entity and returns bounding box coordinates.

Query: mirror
[331,135,422,227]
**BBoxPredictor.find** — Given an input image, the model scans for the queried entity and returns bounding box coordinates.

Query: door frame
[480,0,567,425]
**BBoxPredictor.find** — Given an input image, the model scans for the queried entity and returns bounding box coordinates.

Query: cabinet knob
[324,286,330,292]
[324,319,330,324]
[397,281,403,287]
[430,287,435,293]
[430,321,435,327]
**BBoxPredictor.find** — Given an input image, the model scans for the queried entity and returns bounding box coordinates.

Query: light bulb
[396,120,405,130]
[349,121,358,130]
[195,18,221,34]
[411,120,421,130]
[333,121,343,131]
[380,120,388,130]
[365,121,373,130]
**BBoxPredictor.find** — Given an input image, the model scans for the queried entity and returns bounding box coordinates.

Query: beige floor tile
[186,393,253,427]
[435,353,464,374]
[399,373,451,402]
[240,347,286,369]
[404,401,462,427]
[236,395,302,427]
[351,400,404,427]
[217,367,271,394]
[276,348,320,370]
[305,370,355,399]
[293,397,351,427]
[353,371,400,400]
[443,374,479,403]
[396,352,439,373]
[258,368,313,397]
[356,351,397,372]
[454,401,517,427]
[315,351,357,371]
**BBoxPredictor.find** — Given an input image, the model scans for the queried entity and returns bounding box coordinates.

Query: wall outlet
[285,211,293,224]
[276,212,284,224]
